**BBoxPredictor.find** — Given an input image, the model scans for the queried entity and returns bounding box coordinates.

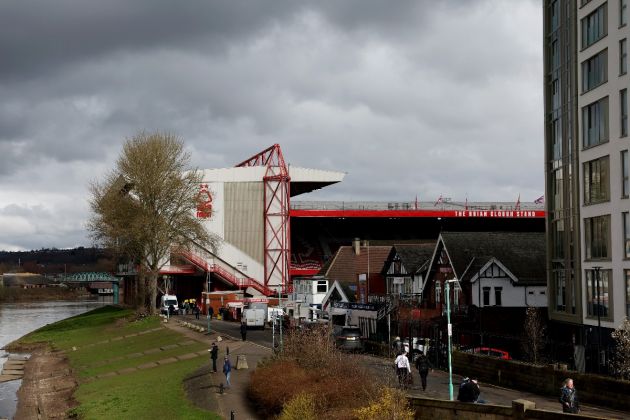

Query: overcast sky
[0,0,542,251]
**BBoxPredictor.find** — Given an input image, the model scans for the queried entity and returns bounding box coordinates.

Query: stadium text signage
[454,210,538,218]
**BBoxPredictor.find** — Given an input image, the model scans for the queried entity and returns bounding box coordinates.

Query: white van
[160,294,179,315]
[242,308,266,329]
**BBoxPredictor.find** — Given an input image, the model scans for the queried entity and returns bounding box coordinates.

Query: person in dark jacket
[559,378,579,413]
[210,342,218,373]
[415,354,432,391]
[457,377,480,403]
[223,356,232,388]
[240,322,247,341]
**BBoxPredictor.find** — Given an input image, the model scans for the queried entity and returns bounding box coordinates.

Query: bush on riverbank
[248,324,411,419]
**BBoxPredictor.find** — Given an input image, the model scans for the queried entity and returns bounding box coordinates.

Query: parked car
[333,326,364,352]
[464,347,511,360]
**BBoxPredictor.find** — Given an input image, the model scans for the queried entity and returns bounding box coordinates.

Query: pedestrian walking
[559,378,579,414]
[210,342,218,373]
[240,321,247,341]
[223,356,232,388]
[415,353,432,391]
[392,336,403,355]
[394,351,411,389]
[194,305,200,320]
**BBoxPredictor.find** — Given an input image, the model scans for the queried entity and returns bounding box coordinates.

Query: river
[0,299,111,419]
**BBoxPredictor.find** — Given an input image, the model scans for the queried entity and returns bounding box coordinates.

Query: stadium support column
[236,144,291,294]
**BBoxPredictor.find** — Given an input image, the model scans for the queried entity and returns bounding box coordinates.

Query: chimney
[353,238,361,255]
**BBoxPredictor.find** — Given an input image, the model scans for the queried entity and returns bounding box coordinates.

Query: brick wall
[452,351,630,412]
[408,396,609,420]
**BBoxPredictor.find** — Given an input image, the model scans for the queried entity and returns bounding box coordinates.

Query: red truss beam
[236,144,291,293]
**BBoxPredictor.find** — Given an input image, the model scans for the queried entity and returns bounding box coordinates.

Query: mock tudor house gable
[423,232,547,311]
[381,243,436,301]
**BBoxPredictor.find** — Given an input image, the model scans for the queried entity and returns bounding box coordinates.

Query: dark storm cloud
[0,0,301,80]
[0,0,543,250]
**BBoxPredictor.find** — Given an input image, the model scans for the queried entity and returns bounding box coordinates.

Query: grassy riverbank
[11,306,219,419]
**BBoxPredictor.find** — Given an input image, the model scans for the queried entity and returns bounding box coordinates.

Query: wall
[224,182,264,264]
[470,262,546,308]
[452,350,630,412]
[408,396,608,420]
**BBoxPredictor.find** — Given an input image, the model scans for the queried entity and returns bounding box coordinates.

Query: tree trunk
[148,270,158,315]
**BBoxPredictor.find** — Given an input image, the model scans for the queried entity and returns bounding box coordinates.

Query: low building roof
[384,242,436,275]
[321,245,392,285]
[440,232,545,286]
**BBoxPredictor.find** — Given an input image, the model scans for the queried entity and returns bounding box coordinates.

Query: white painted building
[425,232,547,310]
[469,258,547,308]
[287,277,329,320]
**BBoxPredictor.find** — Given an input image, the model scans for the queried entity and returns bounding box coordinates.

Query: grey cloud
[0,0,544,250]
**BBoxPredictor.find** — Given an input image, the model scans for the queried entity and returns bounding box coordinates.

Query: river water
[0,299,111,419]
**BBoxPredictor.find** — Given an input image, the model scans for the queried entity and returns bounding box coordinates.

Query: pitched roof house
[424,232,547,312]
[381,242,436,300]
[320,240,392,302]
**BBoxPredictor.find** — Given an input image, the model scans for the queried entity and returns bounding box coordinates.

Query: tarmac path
[178,316,630,420]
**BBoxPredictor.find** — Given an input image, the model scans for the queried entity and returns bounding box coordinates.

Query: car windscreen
[166,300,177,306]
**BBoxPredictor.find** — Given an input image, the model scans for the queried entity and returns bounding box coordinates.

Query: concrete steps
[0,354,28,382]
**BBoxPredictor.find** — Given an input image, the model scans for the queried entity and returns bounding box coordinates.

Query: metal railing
[173,246,276,296]
[291,200,543,212]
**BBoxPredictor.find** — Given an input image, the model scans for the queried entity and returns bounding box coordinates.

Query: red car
[468,347,511,360]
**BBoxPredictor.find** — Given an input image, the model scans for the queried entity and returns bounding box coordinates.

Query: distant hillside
[0,247,115,275]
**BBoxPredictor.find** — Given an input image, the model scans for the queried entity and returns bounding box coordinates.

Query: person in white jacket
[394,351,411,388]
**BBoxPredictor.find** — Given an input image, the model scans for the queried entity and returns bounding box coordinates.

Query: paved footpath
[170,318,630,420]
[360,354,630,420]
[163,319,270,420]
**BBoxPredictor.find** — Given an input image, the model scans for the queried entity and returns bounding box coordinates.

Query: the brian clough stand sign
[454,210,540,218]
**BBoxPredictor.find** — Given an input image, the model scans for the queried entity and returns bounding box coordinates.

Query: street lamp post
[445,279,457,401]
[592,266,602,373]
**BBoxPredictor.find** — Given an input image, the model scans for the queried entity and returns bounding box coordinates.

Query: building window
[582,3,608,49]
[622,89,628,136]
[586,268,611,318]
[550,1,559,31]
[583,155,610,204]
[624,212,630,257]
[622,0,628,27]
[317,280,327,293]
[482,287,490,307]
[621,39,628,75]
[551,118,562,160]
[494,287,503,306]
[622,150,629,197]
[554,269,566,312]
[582,50,608,92]
[435,281,441,304]
[583,96,609,147]
[584,215,611,260]
[626,270,630,316]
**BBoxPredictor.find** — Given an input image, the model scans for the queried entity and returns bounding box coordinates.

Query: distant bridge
[63,272,120,304]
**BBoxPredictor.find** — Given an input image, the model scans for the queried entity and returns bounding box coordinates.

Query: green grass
[76,342,207,378]
[17,306,144,349]
[66,328,182,367]
[72,357,219,420]
[17,306,219,419]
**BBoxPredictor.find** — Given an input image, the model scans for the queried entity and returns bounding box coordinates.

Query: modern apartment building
[544,0,629,370]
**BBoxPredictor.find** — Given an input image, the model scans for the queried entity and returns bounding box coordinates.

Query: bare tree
[88,132,219,313]
[523,306,546,364]
[611,317,630,379]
